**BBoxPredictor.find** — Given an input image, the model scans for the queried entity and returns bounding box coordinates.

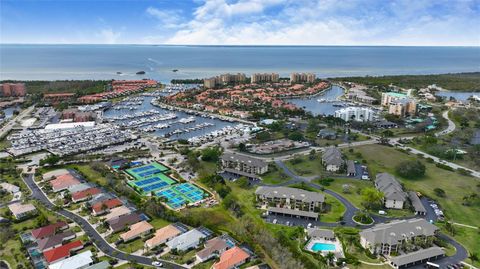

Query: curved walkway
[436,110,456,137]
[270,161,470,267]
[22,173,186,269]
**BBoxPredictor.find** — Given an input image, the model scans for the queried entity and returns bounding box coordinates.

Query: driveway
[22,173,186,269]
[435,110,456,137]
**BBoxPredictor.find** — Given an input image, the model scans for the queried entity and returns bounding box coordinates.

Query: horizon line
[1,43,480,48]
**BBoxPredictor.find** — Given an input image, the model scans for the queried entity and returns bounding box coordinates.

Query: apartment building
[220,152,268,179]
[381,92,417,117]
[322,147,344,172]
[359,218,439,255]
[334,106,376,122]
[290,73,316,84]
[204,73,247,88]
[0,83,26,97]
[251,73,279,83]
[255,186,325,212]
[375,173,407,209]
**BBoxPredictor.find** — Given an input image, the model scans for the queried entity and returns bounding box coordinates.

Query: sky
[1,0,479,46]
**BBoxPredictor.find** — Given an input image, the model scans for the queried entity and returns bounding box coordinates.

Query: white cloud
[146,7,186,29]
[96,28,121,44]
[158,0,480,46]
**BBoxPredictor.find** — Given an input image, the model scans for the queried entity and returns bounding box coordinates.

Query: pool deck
[305,237,345,259]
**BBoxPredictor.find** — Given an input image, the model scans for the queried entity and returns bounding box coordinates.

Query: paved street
[22,173,187,269]
[0,105,34,138]
[436,110,456,136]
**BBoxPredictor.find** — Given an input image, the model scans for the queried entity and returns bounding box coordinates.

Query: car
[152,261,163,267]
[307,223,312,228]
[273,219,277,224]
[378,210,386,215]
[286,221,290,226]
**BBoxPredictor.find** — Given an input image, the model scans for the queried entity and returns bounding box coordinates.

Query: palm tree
[469,252,479,263]
[325,252,335,266]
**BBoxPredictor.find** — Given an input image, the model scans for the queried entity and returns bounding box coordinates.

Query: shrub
[433,188,446,197]
[395,160,426,179]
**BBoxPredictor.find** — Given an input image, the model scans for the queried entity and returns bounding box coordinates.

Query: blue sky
[1,0,479,45]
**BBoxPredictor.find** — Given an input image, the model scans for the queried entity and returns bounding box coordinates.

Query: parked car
[152,261,163,267]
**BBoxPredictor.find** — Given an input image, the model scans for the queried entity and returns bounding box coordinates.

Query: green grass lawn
[284,154,324,177]
[117,237,145,253]
[163,249,197,265]
[321,192,346,222]
[149,217,171,229]
[439,224,480,267]
[319,178,373,209]
[343,145,480,227]
[66,164,108,186]
[261,163,293,184]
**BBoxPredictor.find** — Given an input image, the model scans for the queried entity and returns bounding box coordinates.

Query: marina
[286,85,349,115]
[102,93,242,141]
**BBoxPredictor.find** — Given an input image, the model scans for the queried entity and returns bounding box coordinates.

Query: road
[22,173,187,269]
[436,110,456,136]
[266,161,469,267]
[0,105,34,138]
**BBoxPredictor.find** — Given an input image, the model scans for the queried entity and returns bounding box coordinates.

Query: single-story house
[8,202,37,219]
[82,261,111,269]
[71,188,102,203]
[103,206,132,222]
[166,229,206,252]
[37,230,76,252]
[91,198,122,216]
[48,250,93,269]
[196,237,229,262]
[108,212,142,233]
[145,224,182,249]
[31,221,69,240]
[43,169,70,181]
[0,182,20,193]
[317,129,337,140]
[43,240,84,264]
[120,221,153,242]
[213,246,250,269]
[50,174,81,193]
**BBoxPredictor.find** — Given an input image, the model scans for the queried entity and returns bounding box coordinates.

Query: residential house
[107,213,142,233]
[48,250,93,269]
[91,198,122,216]
[145,224,182,249]
[37,230,76,252]
[408,191,426,216]
[220,153,268,180]
[103,206,132,222]
[321,147,344,172]
[31,221,69,240]
[213,246,250,269]
[119,221,153,242]
[196,237,229,262]
[43,240,84,264]
[359,218,439,255]
[375,173,407,209]
[166,229,207,252]
[0,182,20,193]
[50,174,81,192]
[8,202,37,219]
[317,129,337,140]
[71,188,102,203]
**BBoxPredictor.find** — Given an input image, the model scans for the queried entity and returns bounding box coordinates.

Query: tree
[325,252,335,266]
[238,143,247,152]
[201,147,222,162]
[395,160,426,179]
[361,187,384,210]
[433,188,446,197]
[288,131,304,141]
[235,176,250,188]
[469,252,479,263]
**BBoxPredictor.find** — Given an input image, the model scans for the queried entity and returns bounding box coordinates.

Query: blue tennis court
[131,165,154,173]
[138,169,162,178]
[134,177,162,187]
[142,181,170,192]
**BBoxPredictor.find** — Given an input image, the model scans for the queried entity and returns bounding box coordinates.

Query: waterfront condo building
[220,152,268,179]
[0,83,26,97]
[204,73,247,88]
[359,218,439,255]
[251,73,280,83]
[255,186,325,212]
[290,73,316,84]
[334,106,376,122]
[381,92,417,117]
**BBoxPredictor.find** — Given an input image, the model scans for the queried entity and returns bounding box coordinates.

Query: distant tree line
[329,72,480,91]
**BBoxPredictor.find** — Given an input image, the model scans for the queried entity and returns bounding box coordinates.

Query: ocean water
[1,45,479,82]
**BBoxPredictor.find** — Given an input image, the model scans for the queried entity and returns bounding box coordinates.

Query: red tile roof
[72,188,101,201]
[92,198,122,214]
[213,246,250,269]
[43,240,83,263]
[50,174,81,191]
[31,221,68,239]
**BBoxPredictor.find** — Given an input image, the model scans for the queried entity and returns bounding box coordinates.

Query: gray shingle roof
[408,191,426,213]
[360,218,439,245]
[267,207,318,218]
[390,247,445,266]
[37,230,75,251]
[221,152,267,169]
[347,160,356,174]
[375,173,406,202]
[307,228,334,239]
[256,186,325,203]
[322,147,344,166]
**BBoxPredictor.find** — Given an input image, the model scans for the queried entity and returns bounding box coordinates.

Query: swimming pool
[311,242,336,252]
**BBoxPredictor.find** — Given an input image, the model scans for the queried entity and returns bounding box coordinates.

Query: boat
[136,71,146,75]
